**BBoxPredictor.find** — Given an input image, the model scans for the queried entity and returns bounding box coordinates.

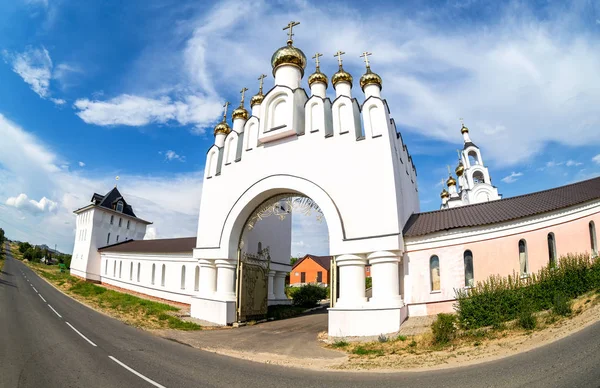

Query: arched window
[151,264,156,285]
[129,262,133,281]
[430,255,440,291]
[181,266,186,290]
[118,218,122,227]
[105,259,108,275]
[590,221,598,256]
[194,266,200,291]
[119,261,122,278]
[137,262,141,282]
[161,264,166,287]
[472,171,485,184]
[547,233,557,267]
[116,201,124,212]
[468,150,480,166]
[113,261,116,277]
[519,239,529,276]
[464,250,474,287]
[110,215,114,225]
[106,233,111,245]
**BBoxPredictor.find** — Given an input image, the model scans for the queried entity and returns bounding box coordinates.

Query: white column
[215,259,237,301]
[363,83,381,99]
[274,65,302,89]
[251,102,262,119]
[274,271,287,300]
[311,82,327,98]
[335,82,352,98]
[267,270,276,300]
[232,118,247,134]
[215,133,226,148]
[335,254,367,308]
[198,259,217,298]
[367,251,403,307]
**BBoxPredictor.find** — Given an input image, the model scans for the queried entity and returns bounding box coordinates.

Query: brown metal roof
[292,254,331,271]
[403,176,600,238]
[98,237,196,254]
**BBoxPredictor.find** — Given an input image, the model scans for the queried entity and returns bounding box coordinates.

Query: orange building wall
[291,258,329,285]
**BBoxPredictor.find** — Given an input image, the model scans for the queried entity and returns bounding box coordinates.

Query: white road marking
[32,286,38,293]
[108,356,166,388]
[39,294,47,303]
[48,304,62,318]
[66,322,97,347]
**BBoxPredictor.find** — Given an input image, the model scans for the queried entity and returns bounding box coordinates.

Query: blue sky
[1,0,600,255]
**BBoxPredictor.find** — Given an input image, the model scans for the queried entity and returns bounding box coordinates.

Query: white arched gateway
[190,23,418,337]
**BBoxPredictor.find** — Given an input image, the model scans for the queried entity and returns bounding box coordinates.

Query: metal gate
[236,247,270,322]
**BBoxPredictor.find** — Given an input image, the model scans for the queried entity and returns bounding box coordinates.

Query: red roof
[292,254,331,271]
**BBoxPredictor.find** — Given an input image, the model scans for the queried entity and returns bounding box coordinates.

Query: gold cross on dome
[334,50,346,67]
[258,74,267,93]
[456,149,462,161]
[312,52,323,69]
[239,87,248,105]
[459,117,464,126]
[222,101,230,121]
[283,21,300,44]
[447,165,452,175]
[441,178,445,187]
[360,51,372,68]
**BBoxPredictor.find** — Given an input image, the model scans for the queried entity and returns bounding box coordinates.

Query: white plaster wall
[100,252,197,304]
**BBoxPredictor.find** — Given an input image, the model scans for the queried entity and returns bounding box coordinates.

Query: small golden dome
[440,189,450,199]
[461,124,469,134]
[359,68,382,91]
[271,43,307,77]
[232,106,249,120]
[447,175,457,187]
[250,93,264,107]
[213,121,230,136]
[308,70,328,88]
[455,162,465,177]
[332,67,353,88]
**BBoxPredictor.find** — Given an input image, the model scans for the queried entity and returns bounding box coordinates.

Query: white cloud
[6,193,58,215]
[73,94,222,132]
[3,46,65,105]
[546,161,564,168]
[501,171,523,183]
[78,161,85,167]
[25,0,48,7]
[593,154,600,164]
[566,160,583,167]
[161,150,185,162]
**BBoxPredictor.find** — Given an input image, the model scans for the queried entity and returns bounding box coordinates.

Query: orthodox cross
[257,74,267,94]
[115,176,120,188]
[222,101,230,121]
[447,165,452,176]
[456,149,462,161]
[440,178,445,187]
[239,87,248,106]
[334,50,346,67]
[283,21,300,44]
[312,52,323,70]
[459,117,464,126]
[360,51,372,68]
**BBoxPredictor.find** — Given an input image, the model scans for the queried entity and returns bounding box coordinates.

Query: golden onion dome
[455,162,465,177]
[440,189,450,199]
[359,68,382,91]
[447,175,457,187]
[213,121,231,136]
[232,106,249,120]
[250,93,264,107]
[271,43,307,77]
[332,67,353,88]
[308,69,328,88]
[461,124,469,134]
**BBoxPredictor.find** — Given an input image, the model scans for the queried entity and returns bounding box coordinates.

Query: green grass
[352,346,384,356]
[331,339,349,348]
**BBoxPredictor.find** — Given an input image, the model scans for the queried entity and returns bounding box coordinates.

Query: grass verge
[25,262,201,331]
[267,304,307,320]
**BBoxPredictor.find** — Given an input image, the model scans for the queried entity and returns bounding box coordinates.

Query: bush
[517,309,536,330]
[365,277,372,290]
[552,293,572,317]
[291,284,328,307]
[455,254,600,329]
[378,334,388,343]
[431,313,457,345]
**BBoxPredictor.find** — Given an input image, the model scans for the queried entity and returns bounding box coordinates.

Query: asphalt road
[1,246,600,388]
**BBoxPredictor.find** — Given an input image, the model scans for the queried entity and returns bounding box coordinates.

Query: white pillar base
[267,270,276,301]
[328,305,408,338]
[190,296,236,325]
[268,298,292,306]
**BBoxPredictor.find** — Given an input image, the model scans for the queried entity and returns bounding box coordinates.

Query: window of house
[161,264,166,287]
[194,266,200,291]
[110,215,114,225]
[519,239,529,276]
[129,262,133,281]
[118,218,122,227]
[301,272,306,283]
[107,233,111,245]
[151,264,156,285]
[127,220,130,230]
[464,250,474,287]
[116,201,123,213]
[590,221,598,256]
[137,263,141,282]
[181,266,186,290]
[317,271,323,283]
[119,261,122,278]
[430,255,440,291]
[547,233,557,267]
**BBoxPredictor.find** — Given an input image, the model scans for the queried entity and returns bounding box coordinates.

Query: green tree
[19,242,32,254]
[290,257,299,266]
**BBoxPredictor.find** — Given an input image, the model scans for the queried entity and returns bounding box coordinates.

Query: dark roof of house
[403,176,600,238]
[292,254,332,272]
[93,187,137,217]
[98,237,196,254]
